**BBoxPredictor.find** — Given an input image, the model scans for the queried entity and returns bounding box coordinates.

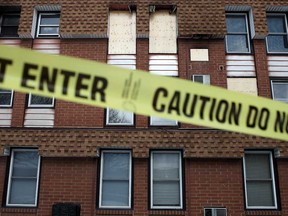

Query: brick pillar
[136,39,149,128]
[0,157,7,206]
[253,39,271,98]
[11,92,26,127]
[133,158,148,216]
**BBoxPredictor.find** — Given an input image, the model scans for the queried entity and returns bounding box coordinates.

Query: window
[243,151,278,209]
[106,55,136,126]
[266,14,288,53]
[0,89,13,107]
[6,149,41,207]
[150,151,183,209]
[28,93,54,107]
[99,150,132,208]
[226,13,251,53]
[36,12,60,37]
[0,14,20,37]
[204,208,227,216]
[193,75,210,85]
[150,117,178,126]
[271,80,288,102]
[106,108,134,125]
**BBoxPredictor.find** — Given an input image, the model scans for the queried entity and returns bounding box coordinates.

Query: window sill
[0,36,20,38]
[149,210,186,215]
[1,207,37,213]
[95,209,133,215]
[245,210,281,215]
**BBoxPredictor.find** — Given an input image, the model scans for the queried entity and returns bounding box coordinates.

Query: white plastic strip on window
[226,55,255,77]
[0,42,16,127]
[0,39,21,46]
[0,109,12,127]
[149,54,178,76]
[32,39,60,54]
[106,55,136,125]
[268,56,288,77]
[24,109,55,128]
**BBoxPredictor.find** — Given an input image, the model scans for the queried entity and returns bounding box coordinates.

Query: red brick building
[0,1,288,216]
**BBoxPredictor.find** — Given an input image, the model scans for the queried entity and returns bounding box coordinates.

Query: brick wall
[186,158,244,216]
[1,157,287,216]
[14,0,287,38]
[254,40,271,99]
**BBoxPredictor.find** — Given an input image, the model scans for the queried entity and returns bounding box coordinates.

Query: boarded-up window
[149,11,177,53]
[227,78,258,96]
[108,11,136,54]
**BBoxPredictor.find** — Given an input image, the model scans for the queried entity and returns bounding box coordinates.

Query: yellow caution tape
[0,45,288,141]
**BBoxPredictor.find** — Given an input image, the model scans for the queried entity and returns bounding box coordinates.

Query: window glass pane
[267,35,288,52]
[151,116,177,126]
[1,26,18,36]
[245,154,271,179]
[30,95,53,106]
[108,108,133,124]
[153,153,179,180]
[226,15,247,33]
[153,181,180,205]
[267,16,286,33]
[204,209,212,216]
[205,209,213,216]
[2,15,20,26]
[39,26,59,35]
[193,76,204,83]
[40,15,60,25]
[9,179,37,204]
[0,93,12,105]
[103,153,129,179]
[247,181,274,206]
[216,209,227,216]
[102,180,129,206]
[0,89,11,93]
[12,152,39,177]
[226,35,249,52]
[272,82,288,100]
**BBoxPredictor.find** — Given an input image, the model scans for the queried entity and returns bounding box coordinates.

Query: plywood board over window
[108,11,136,54]
[149,10,177,54]
[227,78,258,96]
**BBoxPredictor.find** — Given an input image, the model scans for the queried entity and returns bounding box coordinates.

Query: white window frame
[28,93,55,108]
[106,108,134,126]
[271,80,288,103]
[99,150,132,209]
[192,75,211,85]
[150,151,183,209]
[266,13,288,53]
[204,208,227,216]
[36,12,60,37]
[225,13,251,53]
[150,117,178,126]
[243,151,278,209]
[0,89,14,107]
[6,149,41,207]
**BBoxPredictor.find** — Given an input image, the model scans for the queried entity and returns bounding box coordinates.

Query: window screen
[151,151,182,209]
[99,151,132,208]
[244,151,277,209]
